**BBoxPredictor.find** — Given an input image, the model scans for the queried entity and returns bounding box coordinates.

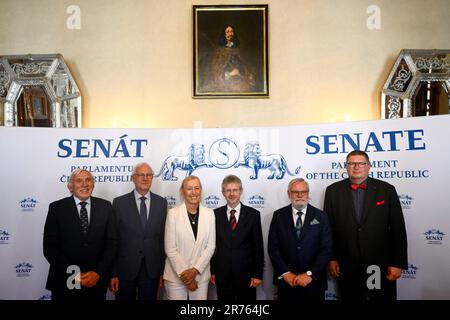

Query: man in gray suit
[109,162,168,300]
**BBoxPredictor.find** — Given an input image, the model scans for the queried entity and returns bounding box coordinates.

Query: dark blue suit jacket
[268,203,332,292]
[211,203,264,287]
[43,196,117,292]
[112,191,167,280]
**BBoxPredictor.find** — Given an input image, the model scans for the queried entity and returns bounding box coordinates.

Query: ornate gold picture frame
[193,5,269,98]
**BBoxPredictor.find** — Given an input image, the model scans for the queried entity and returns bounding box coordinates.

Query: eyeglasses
[289,190,309,196]
[134,173,154,179]
[347,162,368,168]
[224,188,241,194]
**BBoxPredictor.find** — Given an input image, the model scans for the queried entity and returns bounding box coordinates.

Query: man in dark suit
[268,178,332,301]
[43,169,117,300]
[324,150,408,301]
[109,162,167,300]
[211,175,264,300]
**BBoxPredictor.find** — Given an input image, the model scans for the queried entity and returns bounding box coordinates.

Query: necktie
[140,196,147,230]
[79,201,89,236]
[295,211,303,238]
[229,209,237,231]
[351,183,367,191]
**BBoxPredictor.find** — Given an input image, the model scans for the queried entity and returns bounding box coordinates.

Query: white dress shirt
[74,196,91,222]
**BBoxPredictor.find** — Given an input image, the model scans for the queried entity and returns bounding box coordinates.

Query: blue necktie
[80,201,89,236]
[140,196,147,230]
[295,211,303,238]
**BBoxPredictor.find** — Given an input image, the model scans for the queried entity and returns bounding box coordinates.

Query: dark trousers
[115,259,159,301]
[338,271,397,301]
[216,279,257,301]
[51,284,107,301]
[276,281,325,301]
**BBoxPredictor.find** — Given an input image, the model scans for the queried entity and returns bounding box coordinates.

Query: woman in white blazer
[163,175,216,300]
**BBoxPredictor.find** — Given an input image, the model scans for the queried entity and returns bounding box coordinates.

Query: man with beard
[268,178,332,300]
[199,24,257,93]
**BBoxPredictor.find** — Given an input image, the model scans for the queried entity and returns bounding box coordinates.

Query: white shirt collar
[134,190,150,200]
[227,202,242,213]
[292,204,307,216]
[73,196,90,206]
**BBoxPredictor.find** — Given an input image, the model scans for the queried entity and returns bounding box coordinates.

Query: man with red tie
[210,175,264,300]
[324,150,408,301]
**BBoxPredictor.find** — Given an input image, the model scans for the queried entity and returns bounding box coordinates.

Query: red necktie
[351,183,367,191]
[229,209,237,231]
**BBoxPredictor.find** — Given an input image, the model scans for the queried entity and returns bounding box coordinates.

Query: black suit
[268,204,332,300]
[112,191,167,300]
[324,177,408,300]
[43,196,117,300]
[211,203,264,300]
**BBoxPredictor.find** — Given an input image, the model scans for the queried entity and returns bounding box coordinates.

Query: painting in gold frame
[193,5,269,98]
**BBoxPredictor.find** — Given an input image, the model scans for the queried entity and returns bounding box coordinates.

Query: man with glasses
[268,178,332,300]
[109,162,168,300]
[324,150,407,301]
[210,175,264,300]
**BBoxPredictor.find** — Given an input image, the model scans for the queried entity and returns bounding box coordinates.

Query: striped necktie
[229,209,237,231]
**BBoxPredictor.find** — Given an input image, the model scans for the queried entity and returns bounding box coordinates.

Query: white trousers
[164,280,209,300]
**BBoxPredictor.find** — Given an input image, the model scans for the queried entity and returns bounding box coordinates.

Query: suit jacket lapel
[299,205,314,240]
[235,203,248,233]
[69,196,83,234]
[284,205,298,240]
[88,197,96,235]
[128,191,144,233]
[343,180,360,225]
[361,178,376,225]
[149,192,156,220]
[218,206,232,245]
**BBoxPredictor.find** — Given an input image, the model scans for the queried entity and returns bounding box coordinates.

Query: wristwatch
[306,270,313,277]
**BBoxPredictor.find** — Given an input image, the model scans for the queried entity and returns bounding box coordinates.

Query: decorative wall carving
[0,54,81,127]
[382,49,450,119]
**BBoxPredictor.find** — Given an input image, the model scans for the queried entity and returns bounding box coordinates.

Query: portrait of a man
[193,5,269,98]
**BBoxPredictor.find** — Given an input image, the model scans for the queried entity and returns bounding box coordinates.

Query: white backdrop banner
[1,115,449,300]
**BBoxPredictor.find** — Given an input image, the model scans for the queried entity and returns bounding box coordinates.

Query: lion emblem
[154,144,210,181]
[235,142,301,180]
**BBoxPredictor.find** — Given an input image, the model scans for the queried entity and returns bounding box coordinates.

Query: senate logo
[204,195,221,209]
[208,138,240,169]
[164,196,177,209]
[155,144,210,181]
[155,138,301,181]
[235,142,301,180]
[0,229,10,244]
[15,262,34,277]
[424,229,446,245]
[19,197,38,212]
[38,294,52,300]
[248,195,265,209]
[402,263,419,280]
[399,194,414,210]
